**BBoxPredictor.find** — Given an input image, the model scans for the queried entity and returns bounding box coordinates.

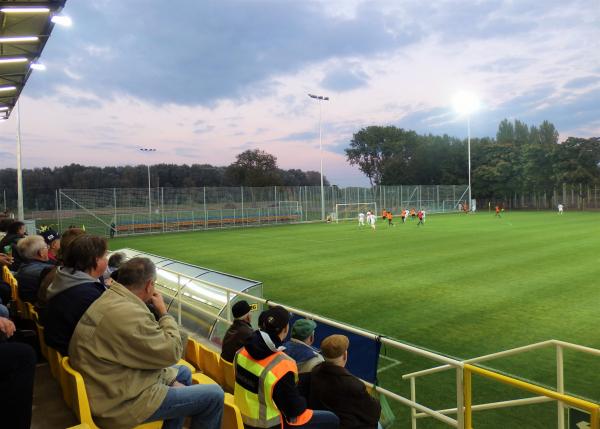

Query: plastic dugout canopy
[112,248,263,345]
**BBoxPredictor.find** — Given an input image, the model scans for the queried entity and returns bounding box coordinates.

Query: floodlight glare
[0,107,9,112]
[30,62,46,71]
[0,36,39,44]
[453,91,480,116]
[0,86,17,92]
[51,14,72,27]
[0,7,50,14]
[0,57,28,64]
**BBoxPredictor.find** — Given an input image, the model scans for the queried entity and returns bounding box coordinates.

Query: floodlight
[51,14,72,27]
[0,86,17,92]
[453,91,480,116]
[0,57,28,64]
[30,62,46,71]
[0,107,9,112]
[0,36,39,44]
[0,7,50,14]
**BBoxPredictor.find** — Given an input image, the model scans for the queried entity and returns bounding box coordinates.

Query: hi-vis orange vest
[234,348,313,428]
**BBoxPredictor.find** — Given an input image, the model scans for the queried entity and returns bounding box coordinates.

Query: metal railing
[403,340,600,429]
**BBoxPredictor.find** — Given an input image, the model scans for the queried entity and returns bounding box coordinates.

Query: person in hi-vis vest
[234,306,339,429]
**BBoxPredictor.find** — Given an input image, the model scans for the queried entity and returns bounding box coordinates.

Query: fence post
[177,274,182,325]
[161,187,165,232]
[410,377,417,429]
[241,186,244,227]
[557,344,565,429]
[457,366,465,429]
[58,189,63,232]
[203,187,207,230]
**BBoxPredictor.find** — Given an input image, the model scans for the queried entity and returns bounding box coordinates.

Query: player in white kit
[558,204,564,214]
[368,212,376,230]
[358,212,365,226]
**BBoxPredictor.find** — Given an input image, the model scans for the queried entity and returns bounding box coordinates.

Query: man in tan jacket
[69,257,224,429]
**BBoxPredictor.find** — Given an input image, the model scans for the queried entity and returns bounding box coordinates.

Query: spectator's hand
[150,292,167,317]
[0,317,16,338]
[0,253,13,266]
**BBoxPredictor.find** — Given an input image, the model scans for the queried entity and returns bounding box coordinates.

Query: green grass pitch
[112,211,600,428]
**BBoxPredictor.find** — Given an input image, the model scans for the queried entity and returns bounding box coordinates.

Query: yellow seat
[61,357,162,429]
[186,338,200,369]
[47,346,61,380]
[177,358,196,374]
[222,392,244,429]
[198,342,224,385]
[34,320,49,360]
[192,372,218,385]
[219,357,235,394]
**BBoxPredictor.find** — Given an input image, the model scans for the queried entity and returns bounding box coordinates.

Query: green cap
[291,319,317,340]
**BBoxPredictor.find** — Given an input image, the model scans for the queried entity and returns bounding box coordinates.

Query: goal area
[335,202,378,223]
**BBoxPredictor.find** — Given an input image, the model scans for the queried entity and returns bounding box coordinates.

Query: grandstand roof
[0,0,67,119]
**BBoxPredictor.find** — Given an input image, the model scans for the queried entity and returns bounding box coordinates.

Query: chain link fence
[52,185,468,237]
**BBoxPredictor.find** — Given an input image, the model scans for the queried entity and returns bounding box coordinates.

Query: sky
[0,0,599,186]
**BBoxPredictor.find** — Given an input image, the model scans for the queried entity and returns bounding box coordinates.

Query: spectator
[0,220,26,270]
[284,319,324,374]
[44,235,107,355]
[0,252,14,313]
[309,335,381,429]
[221,300,254,362]
[69,257,224,429]
[36,228,86,319]
[40,229,61,265]
[0,218,12,241]
[0,317,37,429]
[234,305,339,429]
[15,236,54,304]
[103,251,125,286]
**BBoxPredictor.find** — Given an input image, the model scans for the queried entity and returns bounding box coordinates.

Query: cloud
[32,1,418,106]
[279,131,318,142]
[321,65,370,92]
[564,76,599,89]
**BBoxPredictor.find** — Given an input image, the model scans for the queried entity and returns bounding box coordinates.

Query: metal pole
[16,101,24,221]
[147,164,152,225]
[3,189,6,212]
[467,115,472,212]
[319,99,325,221]
[556,345,565,429]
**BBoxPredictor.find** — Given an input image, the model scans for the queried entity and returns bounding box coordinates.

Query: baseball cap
[291,319,317,340]
[259,305,290,335]
[41,229,60,245]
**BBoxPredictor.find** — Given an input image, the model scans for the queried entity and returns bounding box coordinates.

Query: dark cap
[291,319,317,340]
[41,229,60,245]
[259,305,290,335]
[320,334,350,359]
[232,300,251,319]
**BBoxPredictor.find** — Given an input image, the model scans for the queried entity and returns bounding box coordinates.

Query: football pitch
[113,211,600,428]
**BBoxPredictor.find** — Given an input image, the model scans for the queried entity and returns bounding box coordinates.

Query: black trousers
[0,342,36,429]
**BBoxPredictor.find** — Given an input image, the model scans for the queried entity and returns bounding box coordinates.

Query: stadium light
[140,148,157,224]
[453,91,480,212]
[0,107,9,112]
[51,14,72,27]
[0,86,17,92]
[0,7,50,14]
[0,57,28,64]
[30,62,46,71]
[308,93,330,221]
[0,36,39,44]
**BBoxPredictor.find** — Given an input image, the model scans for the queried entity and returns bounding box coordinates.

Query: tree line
[346,119,600,198]
[0,149,328,211]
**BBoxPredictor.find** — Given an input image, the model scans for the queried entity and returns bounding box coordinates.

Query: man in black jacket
[309,335,381,429]
[221,300,254,362]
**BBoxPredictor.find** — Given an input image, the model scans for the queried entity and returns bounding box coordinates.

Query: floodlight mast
[140,148,157,224]
[453,92,480,212]
[308,93,330,221]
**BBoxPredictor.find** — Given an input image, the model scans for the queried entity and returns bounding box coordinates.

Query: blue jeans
[284,410,339,429]
[146,365,224,429]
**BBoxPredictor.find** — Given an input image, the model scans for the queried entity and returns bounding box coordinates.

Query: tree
[345,126,417,186]
[496,119,515,144]
[224,149,282,187]
[539,120,559,146]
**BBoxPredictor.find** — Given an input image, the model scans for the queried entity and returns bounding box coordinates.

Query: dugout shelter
[112,248,263,345]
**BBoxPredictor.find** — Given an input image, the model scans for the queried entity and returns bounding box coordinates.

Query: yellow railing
[464,363,600,429]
